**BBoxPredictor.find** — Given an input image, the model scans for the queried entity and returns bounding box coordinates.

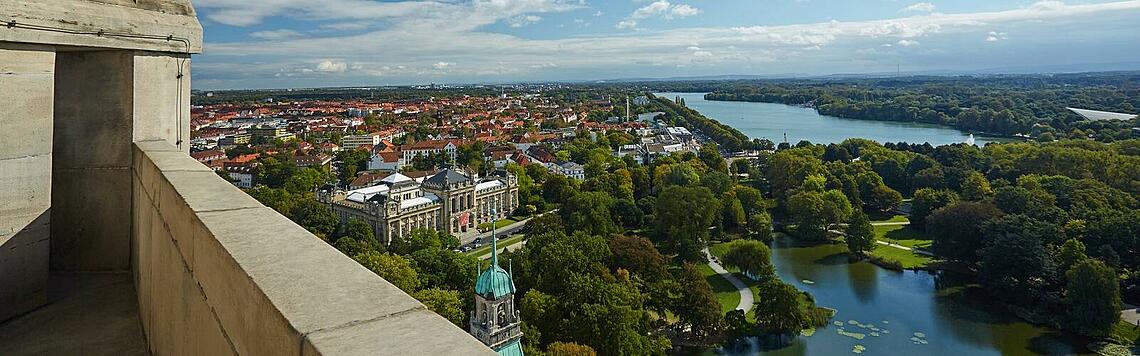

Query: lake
[654,92,1007,146]
[714,237,1089,356]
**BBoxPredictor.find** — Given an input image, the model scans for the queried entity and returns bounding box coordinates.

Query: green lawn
[477,217,520,232]
[874,224,931,250]
[1111,319,1140,346]
[867,244,934,269]
[870,214,910,224]
[695,263,740,314]
[466,234,525,258]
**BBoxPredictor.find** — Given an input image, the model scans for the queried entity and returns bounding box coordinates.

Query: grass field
[476,217,520,232]
[870,215,910,224]
[696,262,740,313]
[874,224,932,250]
[466,234,524,258]
[867,244,934,269]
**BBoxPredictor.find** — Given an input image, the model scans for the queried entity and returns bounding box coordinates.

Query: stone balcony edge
[132,140,494,355]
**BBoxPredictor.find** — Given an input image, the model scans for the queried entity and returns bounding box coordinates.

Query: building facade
[318,167,519,244]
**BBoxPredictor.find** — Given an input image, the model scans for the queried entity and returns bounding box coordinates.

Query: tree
[608,235,669,282]
[547,342,597,356]
[1063,259,1121,337]
[560,192,619,236]
[865,185,903,214]
[290,200,340,237]
[542,174,578,205]
[701,171,734,195]
[392,228,458,255]
[333,237,371,257]
[721,193,747,232]
[722,240,775,281]
[412,288,465,326]
[699,143,729,173]
[752,281,808,334]
[1057,238,1088,275]
[748,211,773,239]
[927,202,1003,262]
[662,163,701,187]
[676,263,726,342]
[823,144,852,162]
[353,251,419,293]
[978,231,1058,306]
[655,186,720,261]
[787,189,852,240]
[960,171,994,201]
[910,188,959,229]
[610,199,645,231]
[283,167,328,194]
[845,211,875,256]
[341,218,378,246]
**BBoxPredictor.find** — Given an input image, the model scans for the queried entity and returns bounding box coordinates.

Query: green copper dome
[475,264,516,300]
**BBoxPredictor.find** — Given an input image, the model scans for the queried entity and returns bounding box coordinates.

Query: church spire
[490,209,499,268]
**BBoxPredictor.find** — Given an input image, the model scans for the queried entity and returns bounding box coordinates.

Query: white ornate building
[317,167,519,243]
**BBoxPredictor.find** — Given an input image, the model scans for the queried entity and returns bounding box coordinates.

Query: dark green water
[715,237,1090,355]
[654,92,1008,146]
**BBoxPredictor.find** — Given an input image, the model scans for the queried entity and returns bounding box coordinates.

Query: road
[703,248,754,312]
[476,238,528,261]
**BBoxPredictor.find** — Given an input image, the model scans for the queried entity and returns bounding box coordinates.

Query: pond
[713,237,1090,356]
[653,92,1008,146]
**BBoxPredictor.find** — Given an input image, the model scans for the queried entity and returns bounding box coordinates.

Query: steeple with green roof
[469,210,524,356]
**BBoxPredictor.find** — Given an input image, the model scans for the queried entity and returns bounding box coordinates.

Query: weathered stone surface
[0,213,49,323]
[133,55,192,150]
[0,0,202,53]
[302,309,497,356]
[0,273,148,355]
[0,43,54,160]
[54,51,134,169]
[0,155,51,231]
[50,168,132,271]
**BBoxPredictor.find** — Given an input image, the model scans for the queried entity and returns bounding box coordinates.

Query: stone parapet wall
[132,140,494,355]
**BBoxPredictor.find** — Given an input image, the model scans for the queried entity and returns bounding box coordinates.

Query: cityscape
[2,1,1140,356]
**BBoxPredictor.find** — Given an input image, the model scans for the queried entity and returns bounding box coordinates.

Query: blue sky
[191,0,1140,89]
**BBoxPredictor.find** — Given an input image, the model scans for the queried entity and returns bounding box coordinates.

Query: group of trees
[738,134,1138,338]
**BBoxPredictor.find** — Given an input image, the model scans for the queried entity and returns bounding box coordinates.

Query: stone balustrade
[131,140,494,355]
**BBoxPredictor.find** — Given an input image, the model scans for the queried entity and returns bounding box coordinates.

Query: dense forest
[650,73,1140,139]
[759,137,1140,345]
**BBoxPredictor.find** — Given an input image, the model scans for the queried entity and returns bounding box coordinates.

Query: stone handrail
[131,140,493,355]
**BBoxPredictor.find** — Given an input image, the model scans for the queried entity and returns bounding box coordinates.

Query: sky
[191,0,1140,89]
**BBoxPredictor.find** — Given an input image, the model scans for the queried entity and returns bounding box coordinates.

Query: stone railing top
[133,140,494,355]
[0,0,202,53]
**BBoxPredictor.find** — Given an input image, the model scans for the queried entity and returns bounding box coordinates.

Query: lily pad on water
[801,328,817,337]
[852,345,866,354]
[833,321,845,326]
[869,332,880,337]
[838,329,867,340]
[881,330,891,334]
[848,320,859,325]
[913,332,926,338]
[802,279,816,285]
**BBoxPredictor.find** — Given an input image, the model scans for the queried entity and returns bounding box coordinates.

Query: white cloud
[896,39,920,47]
[985,31,1008,42]
[315,60,347,72]
[618,0,700,29]
[433,62,455,70]
[901,2,937,13]
[616,20,638,29]
[249,29,302,40]
[507,15,543,27]
[320,22,371,31]
[593,10,604,17]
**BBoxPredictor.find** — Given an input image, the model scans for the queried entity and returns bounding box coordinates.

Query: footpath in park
[703,248,754,312]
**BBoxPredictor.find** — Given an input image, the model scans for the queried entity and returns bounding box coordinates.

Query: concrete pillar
[51,50,189,271]
[51,50,135,271]
[0,43,55,322]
